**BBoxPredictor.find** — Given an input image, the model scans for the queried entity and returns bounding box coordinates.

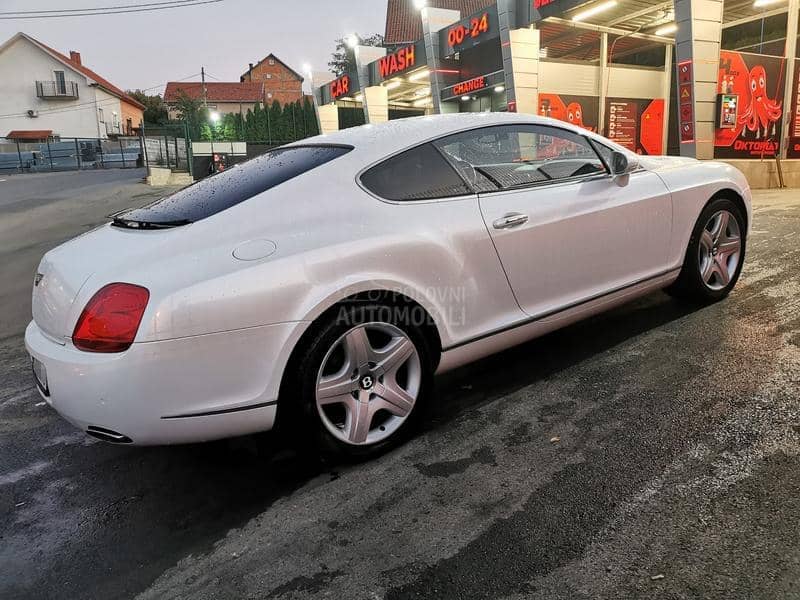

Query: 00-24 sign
[447,12,490,48]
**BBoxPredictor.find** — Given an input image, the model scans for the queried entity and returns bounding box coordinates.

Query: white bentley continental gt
[26,113,751,457]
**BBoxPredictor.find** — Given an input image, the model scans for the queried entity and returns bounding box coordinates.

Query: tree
[173,91,208,141]
[127,90,168,125]
[269,100,285,141]
[303,95,319,137]
[328,32,385,76]
[283,102,298,140]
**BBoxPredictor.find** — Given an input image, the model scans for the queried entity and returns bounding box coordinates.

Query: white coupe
[26,113,750,458]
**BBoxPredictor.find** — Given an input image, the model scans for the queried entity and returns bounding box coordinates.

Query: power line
[0,0,224,20]
[0,0,201,16]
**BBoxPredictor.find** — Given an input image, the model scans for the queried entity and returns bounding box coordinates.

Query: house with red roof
[0,32,144,140]
[163,81,266,120]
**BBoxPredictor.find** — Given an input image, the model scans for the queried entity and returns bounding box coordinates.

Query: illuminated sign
[441,8,498,57]
[447,12,489,47]
[378,45,415,78]
[453,76,487,96]
[330,75,350,99]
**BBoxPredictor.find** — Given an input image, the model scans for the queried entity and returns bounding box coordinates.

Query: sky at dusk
[0,0,388,94]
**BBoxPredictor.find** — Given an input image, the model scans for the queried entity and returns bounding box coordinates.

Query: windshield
[113,145,352,228]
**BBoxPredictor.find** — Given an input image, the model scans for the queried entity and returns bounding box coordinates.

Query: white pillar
[317,104,339,135]
[504,27,540,115]
[662,43,673,155]
[781,0,799,158]
[354,45,387,123]
[363,86,389,123]
[674,0,724,159]
[420,7,461,115]
[599,32,609,136]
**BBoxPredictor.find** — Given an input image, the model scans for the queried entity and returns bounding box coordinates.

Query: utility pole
[201,66,208,108]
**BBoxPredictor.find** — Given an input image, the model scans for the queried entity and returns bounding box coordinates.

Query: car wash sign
[370,41,426,82]
[440,69,505,101]
[530,0,593,22]
[319,72,360,104]
[440,6,499,57]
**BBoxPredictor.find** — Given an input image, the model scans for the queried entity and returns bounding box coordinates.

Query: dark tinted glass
[360,143,471,201]
[115,145,351,225]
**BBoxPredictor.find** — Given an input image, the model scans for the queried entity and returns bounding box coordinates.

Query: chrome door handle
[492,213,528,230]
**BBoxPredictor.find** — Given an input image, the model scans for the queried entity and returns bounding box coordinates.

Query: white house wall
[0,36,102,138]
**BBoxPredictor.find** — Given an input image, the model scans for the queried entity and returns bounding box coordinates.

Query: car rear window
[360,142,471,201]
[114,145,351,226]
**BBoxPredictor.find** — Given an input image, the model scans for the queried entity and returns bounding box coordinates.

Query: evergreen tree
[269,100,285,141]
[283,102,298,141]
[244,108,256,140]
[303,95,319,137]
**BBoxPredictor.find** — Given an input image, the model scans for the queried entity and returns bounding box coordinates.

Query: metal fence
[0,136,144,173]
[142,136,190,172]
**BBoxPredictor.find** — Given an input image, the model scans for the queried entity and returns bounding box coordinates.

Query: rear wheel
[291,304,433,460]
[666,197,746,302]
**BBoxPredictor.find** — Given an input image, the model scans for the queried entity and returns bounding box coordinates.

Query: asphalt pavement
[0,173,798,600]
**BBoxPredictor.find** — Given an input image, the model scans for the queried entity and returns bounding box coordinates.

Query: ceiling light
[409,69,430,82]
[654,23,678,36]
[494,85,505,93]
[461,95,471,101]
[572,0,618,22]
[753,0,785,6]
[384,80,402,90]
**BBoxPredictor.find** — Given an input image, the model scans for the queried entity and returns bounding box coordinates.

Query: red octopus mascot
[738,65,782,139]
[566,102,586,129]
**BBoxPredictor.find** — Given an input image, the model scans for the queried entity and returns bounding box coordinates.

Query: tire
[666,197,746,303]
[285,303,434,461]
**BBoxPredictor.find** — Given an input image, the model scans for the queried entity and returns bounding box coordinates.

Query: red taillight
[72,283,150,353]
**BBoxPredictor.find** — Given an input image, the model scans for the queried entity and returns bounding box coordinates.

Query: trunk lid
[31,223,183,340]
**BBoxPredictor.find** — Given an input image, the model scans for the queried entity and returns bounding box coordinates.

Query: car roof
[289,112,628,159]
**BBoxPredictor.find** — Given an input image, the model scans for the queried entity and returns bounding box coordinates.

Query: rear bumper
[24,320,307,445]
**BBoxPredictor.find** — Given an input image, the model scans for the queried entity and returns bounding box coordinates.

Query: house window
[267,92,273,99]
[98,107,104,122]
[268,58,275,65]
[126,118,133,134]
[54,70,66,94]
[266,73,272,79]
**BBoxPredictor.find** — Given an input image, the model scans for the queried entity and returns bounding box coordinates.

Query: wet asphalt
[0,173,798,599]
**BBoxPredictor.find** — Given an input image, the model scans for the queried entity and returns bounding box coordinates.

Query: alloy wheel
[697,209,741,291]
[315,322,421,446]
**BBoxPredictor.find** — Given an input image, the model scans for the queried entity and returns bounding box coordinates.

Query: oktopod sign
[715,50,785,159]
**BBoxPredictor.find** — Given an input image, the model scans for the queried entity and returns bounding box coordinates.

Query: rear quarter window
[360,143,471,201]
[115,145,351,225]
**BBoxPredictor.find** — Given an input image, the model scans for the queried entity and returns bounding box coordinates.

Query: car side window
[360,142,472,201]
[434,125,607,192]
[589,139,615,169]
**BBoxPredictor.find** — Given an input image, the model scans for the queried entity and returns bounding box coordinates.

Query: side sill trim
[442,267,681,352]
[161,400,278,420]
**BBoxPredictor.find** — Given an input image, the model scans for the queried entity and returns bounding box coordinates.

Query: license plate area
[31,356,50,397]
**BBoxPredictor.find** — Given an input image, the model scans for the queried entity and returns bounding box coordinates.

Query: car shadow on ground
[3,290,700,600]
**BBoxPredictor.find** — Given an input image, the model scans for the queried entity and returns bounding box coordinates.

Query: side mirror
[611,151,638,176]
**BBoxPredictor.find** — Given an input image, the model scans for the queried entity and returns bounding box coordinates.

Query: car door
[434,124,672,318]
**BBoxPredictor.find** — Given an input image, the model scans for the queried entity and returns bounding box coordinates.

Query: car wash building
[312,0,800,186]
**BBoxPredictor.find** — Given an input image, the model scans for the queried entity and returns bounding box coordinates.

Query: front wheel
[292,304,433,460]
[666,197,746,303]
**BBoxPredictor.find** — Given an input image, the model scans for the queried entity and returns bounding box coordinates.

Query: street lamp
[413,0,426,9]
[210,111,220,123]
[345,34,359,49]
